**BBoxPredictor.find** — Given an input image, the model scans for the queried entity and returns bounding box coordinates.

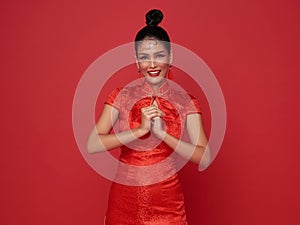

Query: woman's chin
[145,76,166,85]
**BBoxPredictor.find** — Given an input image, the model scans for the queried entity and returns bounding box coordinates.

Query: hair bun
[145,9,163,27]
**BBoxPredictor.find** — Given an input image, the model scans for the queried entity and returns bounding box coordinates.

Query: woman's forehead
[137,39,167,53]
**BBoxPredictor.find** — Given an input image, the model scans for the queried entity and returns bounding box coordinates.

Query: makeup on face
[137,39,171,79]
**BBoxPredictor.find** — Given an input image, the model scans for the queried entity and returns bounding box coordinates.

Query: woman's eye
[139,56,148,60]
[156,54,165,58]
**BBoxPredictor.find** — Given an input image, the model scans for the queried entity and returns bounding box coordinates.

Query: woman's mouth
[147,70,161,77]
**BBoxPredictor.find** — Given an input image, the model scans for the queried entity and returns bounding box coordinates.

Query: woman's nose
[149,59,157,68]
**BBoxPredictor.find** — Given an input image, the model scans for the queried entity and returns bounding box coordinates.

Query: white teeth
[149,71,159,74]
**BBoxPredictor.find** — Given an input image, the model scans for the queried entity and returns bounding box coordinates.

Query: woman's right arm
[86,103,163,154]
[87,104,146,153]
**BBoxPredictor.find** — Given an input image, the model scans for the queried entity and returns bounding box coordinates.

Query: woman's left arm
[152,113,211,168]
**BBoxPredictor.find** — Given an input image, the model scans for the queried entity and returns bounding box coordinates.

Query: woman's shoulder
[168,87,198,106]
[107,83,144,100]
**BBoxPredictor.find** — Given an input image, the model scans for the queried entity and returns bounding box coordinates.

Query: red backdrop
[1,0,299,225]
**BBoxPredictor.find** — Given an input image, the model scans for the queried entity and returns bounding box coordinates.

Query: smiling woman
[136,39,172,90]
[86,9,210,225]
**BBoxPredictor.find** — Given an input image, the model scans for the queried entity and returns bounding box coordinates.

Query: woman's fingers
[157,108,165,116]
[148,111,164,119]
[139,105,165,134]
[142,105,165,114]
[142,107,165,119]
[141,105,157,113]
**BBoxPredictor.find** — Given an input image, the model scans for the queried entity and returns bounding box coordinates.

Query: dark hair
[135,9,171,55]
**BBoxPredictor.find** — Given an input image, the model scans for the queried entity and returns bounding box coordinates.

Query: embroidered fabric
[104,80,201,225]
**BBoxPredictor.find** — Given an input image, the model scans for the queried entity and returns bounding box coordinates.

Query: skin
[87,38,211,167]
[136,38,171,91]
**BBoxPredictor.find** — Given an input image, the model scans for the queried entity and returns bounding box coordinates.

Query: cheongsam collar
[142,80,170,98]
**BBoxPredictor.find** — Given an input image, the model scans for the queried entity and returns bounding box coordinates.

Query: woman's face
[136,38,171,89]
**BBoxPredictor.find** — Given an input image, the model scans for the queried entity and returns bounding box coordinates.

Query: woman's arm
[86,104,164,154]
[152,113,211,168]
[87,104,146,153]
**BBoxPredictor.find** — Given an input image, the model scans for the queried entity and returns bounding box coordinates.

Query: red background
[1,0,299,224]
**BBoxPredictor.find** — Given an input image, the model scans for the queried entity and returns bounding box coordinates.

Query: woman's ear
[135,56,140,73]
[169,51,173,67]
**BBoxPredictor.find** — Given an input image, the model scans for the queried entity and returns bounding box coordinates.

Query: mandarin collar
[142,80,170,97]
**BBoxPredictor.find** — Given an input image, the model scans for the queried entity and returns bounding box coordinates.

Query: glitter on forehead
[140,39,158,51]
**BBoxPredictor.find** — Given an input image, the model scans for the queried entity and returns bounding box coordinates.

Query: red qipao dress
[103,80,202,225]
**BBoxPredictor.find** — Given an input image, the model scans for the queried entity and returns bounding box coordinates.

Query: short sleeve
[186,95,202,115]
[104,87,122,110]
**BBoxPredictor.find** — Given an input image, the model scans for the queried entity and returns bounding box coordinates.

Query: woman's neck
[147,79,167,94]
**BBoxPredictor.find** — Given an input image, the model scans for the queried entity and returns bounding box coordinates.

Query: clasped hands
[140,104,166,140]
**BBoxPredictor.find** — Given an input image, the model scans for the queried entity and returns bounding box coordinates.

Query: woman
[87,9,210,225]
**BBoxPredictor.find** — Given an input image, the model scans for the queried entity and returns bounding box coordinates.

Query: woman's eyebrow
[138,51,166,55]
[154,51,166,54]
[138,53,149,55]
